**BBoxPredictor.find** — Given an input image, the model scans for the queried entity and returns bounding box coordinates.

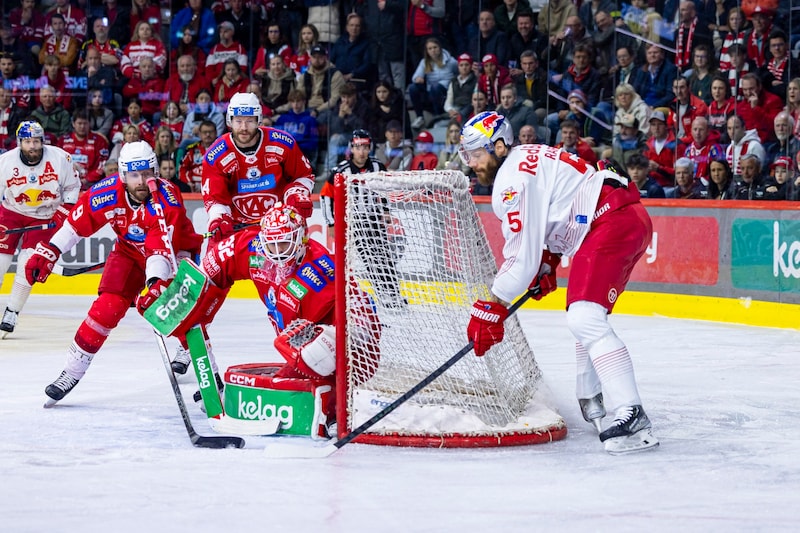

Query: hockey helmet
[16,120,45,145]
[226,92,262,127]
[350,129,372,150]
[118,141,158,181]
[259,203,308,268]
[459,111,513,164]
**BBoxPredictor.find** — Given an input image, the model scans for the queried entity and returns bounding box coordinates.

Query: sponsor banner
[224,385,316,436]
[731,219,800,293]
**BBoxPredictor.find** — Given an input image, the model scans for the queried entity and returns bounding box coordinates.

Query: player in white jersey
[0,121,80,336]
[460,111,658,455]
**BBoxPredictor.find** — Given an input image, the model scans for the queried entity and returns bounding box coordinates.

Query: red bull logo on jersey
[501,187,519,207]
[91,191,117,211]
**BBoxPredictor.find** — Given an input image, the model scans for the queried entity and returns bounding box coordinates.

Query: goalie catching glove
[467,300,508,356]
[25,242,61,284]
[530,250,561,300]
[274,319,336,379]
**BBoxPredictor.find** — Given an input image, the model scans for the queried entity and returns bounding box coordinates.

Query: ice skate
[599,405,659,455]
[1,307,19,339]
[193,372,224,413]
[578,393,606,433]
[171,346,192,375]
[44,371,80,407]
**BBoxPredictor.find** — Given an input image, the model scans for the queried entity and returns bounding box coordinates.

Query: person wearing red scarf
[745,9,773,68]
[735,72,783,144]
[673,1,711,73]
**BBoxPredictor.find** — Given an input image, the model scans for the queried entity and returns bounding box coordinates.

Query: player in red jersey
[202,92,315,243]
[25,141,203,406]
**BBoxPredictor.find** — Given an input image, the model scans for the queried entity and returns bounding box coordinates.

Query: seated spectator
[273,89,319,169]
[735,73,783,144]
[508,12,543,70]
[205,21,249,86]
[643,110,677,188]
[684,116,724,185]
[1,19,36,78]
[290,23,319,76]
[30,85,70,143]
[718,7,745,71]
[555,118,597,165]
[609,45,638,88]
[87,89,114,139]
[745,9,774,69]
[546,44,605,141]
[153,125,177,162]
[158,155,189,193]
[673,0,713,73]
[760,157,792,201]
[262,55,296,117]
[727,43,755,102]
[79,17,122,72]
[512,50,549,122]
[686,45,715,106]
[559,89,608,148]
[121,21,167,79]
[593,10,636,81]
[725,114,765,179]
[707,75,735,142]
[668,158,707,199]
[300,44,345,118]
[767,112,800,163]
[410,130,438,170]
[212,58,250,104]
[538,0,578,39]
[469,10,510,69]
[478,54,512,110]
[122,56,165,122]
[611,114,647,173]
[465,89,489,123]
[79,46,119,112]
[375,119,413,170]
[368,80,411,144]
[109,123,141,161]
[171,0,216,53]
[37,54,72,112]
[408,37,457,129]
[164,54,210,118]
[130,0,162,39]
[627,153,666,199]
[0,87,26,152]
[329,13,372,93]
[252,22,293,78]
[759,30,800,102]
[59,108,110,189]
[787,78,800,142]
[613,83,649,138]
[320,82,370,174]
[671,76,708,145]
[495,0,534,36]
[707,159,736,200]
[179,120,218,192]
[181,89,225,146]
[495,84,537,135]
[170,27,207,81]
[542,15,591,73]
[437,120,471,175]
[517,124,538,145]
[9,0,46,57]
[733,153,765,200]
[632,43,677,109]
[444,53,477,125]
[110,97,155,146]
[38,13,78,74]
[159,101,185,145]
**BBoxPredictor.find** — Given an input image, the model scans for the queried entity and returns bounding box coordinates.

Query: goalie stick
[263,286,540,458]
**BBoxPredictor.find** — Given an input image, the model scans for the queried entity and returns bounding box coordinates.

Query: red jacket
[643,130,677,187]
[735,90,783,143]
[122,76,166,117]
[555,140,597,165]
[58,131,110,187]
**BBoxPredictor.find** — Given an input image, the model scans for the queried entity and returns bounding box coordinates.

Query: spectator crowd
[1,0,799,200]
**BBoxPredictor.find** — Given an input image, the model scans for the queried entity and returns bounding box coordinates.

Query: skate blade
[1,331,10,340]
[43,397,59,408]
[591,418,603,433]
[604,428,659,455]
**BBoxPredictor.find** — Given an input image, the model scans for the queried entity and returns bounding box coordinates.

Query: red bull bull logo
[36,190,58,202]
[13,192,32,204]
[501,187,519,206]
[473,114,500,138]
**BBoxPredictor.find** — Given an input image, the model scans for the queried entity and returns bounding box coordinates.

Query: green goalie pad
[143,259,210,337]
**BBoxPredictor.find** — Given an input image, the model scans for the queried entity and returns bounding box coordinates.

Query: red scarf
[747,25,771,68]
[767,57,787,82]
[567,64,588,84]
[676,18,696,69]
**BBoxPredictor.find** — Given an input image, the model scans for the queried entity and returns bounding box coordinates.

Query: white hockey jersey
[0,145,80,219]
[490,144,603,304]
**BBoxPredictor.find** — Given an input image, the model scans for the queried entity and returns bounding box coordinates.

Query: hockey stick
[263,286,540,458]
[52,262,106,276]
[2,222,56,235]
[152,329,245,449]
[201,222,258,239]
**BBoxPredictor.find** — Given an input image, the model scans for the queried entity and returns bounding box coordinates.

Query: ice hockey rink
[1,295,797,532]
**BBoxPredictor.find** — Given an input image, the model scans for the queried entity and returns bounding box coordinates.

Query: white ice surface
[1,296,798,532]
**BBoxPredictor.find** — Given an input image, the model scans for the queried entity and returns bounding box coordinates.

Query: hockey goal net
[333,170,566,447]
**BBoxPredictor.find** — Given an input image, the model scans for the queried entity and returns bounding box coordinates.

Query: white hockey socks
[64,341,96,380]
[575,342,602,400]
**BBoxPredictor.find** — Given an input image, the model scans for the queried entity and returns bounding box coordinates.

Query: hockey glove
[25,242,61,285]
[530,250,561,300]
[283,185,313,218]
[136,278,170,314]
[50,203,74,229]
[207,214,234,243]
[467,300,508,357]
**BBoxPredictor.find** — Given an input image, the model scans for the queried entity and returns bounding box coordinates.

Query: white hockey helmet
[226,92,262,127]
[118,141,158,181]
[258,203,308,268]
[459,111,514,164]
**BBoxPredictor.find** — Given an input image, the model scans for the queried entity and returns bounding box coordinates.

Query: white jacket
[726,129,765,176]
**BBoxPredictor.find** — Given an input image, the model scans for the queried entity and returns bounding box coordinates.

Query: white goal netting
[334,170,565,447]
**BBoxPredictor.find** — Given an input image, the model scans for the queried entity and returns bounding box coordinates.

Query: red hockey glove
[25,242,61,285]
[136,278,170,315]
[529,250,561,300]
[51,203,74,229]
[283,185,313,218]
[207,214,234,243]
[467,300,509,357]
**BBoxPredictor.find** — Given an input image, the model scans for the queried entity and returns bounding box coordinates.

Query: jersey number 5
[507,211,522,232]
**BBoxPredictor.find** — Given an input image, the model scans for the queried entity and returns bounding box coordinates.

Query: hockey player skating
[0,121,80,337]
[25,141,203,406]
[320,129,406,309]
[138,203,381,436]
[202,92,315,244]
[460,111,658,455]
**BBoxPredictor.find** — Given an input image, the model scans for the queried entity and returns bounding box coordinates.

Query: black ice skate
[44,371,80,407]
[578,393,606,433]
[599,405,659,455]
[0,307,19,338]
[171,346,192,375]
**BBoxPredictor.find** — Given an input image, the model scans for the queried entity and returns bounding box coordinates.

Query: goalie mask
[459,111,513,165]
[258,203,308,272]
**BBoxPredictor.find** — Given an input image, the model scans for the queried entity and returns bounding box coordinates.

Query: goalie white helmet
[118,141,158,181]
[226,92,262,127]
[259,203,308,269]
[459,111,514,164]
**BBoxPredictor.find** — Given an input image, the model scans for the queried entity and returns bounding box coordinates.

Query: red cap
[481,54,498,65]
[457,53,473,64]
[416,131,434,143]
[771,156,793,171]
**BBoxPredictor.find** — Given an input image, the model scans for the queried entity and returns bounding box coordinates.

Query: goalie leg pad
[274,319,337,379]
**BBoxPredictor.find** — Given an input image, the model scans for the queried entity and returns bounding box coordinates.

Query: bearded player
[26,141,203,406]
[0,121,80,337]
[202,92,315,243]
[460,111,658,455]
